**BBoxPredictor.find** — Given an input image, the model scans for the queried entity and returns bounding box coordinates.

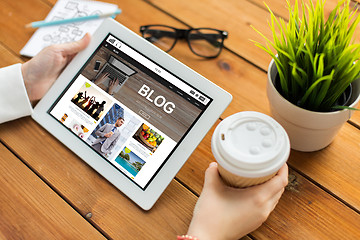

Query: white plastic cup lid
[211,111,290,178]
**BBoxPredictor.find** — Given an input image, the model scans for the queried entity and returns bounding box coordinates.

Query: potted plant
[253,0,360,151]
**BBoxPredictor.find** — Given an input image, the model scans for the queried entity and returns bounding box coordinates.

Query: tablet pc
[32,18,232,210]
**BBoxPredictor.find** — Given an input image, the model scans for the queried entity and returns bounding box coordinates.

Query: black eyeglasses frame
[140,25,228,58]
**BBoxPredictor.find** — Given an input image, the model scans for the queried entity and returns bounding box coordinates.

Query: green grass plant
[253,0,360,111]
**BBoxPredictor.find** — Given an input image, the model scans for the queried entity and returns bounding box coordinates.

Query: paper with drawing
[20,0,118,57]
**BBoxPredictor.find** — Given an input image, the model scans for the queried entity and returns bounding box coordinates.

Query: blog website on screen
[49,34,212,189]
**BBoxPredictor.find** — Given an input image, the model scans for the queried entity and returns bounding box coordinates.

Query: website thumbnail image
[50,76,176,188]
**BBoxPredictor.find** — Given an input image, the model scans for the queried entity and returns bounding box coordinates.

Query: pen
[25,9,122,28]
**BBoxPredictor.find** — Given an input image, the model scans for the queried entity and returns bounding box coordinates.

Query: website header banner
[106,35,210,105]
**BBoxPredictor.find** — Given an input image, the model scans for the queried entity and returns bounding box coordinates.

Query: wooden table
[1,0,360,239]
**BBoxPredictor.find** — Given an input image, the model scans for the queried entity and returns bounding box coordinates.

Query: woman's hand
[21,33,91,101]
[187,162,288,240]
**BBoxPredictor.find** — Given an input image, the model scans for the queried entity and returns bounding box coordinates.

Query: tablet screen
[48,34,212,190]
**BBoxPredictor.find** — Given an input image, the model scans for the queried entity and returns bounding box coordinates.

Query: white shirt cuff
[0,63,33,123]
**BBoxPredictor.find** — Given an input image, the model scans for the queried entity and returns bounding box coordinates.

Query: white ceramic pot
[267,59,360,152]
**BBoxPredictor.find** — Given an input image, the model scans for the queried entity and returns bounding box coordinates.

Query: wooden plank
[289,123,360,210]
[143,0,358,71]
[0,118,196,240]
[144,0,273,68]
[0,43,23,67]
[43,0,186,29]
[253,169,360,239]
[0,143,106,240]
[248,0,340,21]
[0,0,50,55]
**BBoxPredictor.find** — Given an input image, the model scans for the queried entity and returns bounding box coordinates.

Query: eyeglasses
[140,25,228,58]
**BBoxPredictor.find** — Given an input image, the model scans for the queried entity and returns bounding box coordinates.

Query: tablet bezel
[32,18,232,210]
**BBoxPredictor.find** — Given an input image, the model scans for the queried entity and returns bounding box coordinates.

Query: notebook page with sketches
[20,0,118,57]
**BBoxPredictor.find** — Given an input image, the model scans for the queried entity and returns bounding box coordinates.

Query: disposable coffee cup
[211,111,290,188]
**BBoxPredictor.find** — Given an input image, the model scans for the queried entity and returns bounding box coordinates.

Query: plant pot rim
[267,59,360,130]
[267,58,360,115]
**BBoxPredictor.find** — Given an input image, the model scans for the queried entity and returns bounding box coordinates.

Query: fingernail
[209,162,218,167]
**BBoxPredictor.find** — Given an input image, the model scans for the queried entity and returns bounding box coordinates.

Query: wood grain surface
[1,0,359,239]
[0,144,106,240]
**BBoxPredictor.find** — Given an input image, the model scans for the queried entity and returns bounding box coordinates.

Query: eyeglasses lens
[142,26,177,52]
[188,29,223,58]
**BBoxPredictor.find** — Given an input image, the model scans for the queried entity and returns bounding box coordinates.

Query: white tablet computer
[32,18,232,210]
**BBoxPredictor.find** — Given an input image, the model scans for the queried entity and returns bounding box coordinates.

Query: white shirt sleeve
[0,63,33,124]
